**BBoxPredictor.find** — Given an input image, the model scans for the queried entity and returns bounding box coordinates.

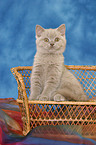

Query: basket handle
[11,67,30,135]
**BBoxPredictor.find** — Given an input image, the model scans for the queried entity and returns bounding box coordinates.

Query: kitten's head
[36,24,66,54]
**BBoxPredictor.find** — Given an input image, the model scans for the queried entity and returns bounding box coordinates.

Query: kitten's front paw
[29,94,38,100]
[37,95,48,101]
[29,95,33,100]
[54,94,66,101]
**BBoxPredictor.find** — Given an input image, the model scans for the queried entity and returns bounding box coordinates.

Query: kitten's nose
[50,43,54,46]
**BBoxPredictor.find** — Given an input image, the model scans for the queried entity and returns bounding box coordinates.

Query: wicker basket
[11,65,96,138]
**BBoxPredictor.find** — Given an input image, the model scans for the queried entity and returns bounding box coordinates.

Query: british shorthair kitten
[29,24,88,101]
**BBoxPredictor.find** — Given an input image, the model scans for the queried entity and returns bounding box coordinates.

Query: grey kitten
[29,24,88,101]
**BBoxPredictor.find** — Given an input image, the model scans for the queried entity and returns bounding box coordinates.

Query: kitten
[29,24,88,101]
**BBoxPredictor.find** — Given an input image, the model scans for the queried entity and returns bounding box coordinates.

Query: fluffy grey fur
[29,24,88,101]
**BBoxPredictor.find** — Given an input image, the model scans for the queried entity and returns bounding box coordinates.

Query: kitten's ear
[57,24,65,36]
[36,25,44,37]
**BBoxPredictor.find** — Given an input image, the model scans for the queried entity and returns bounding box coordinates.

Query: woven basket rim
[17,99,96,105]
[11,65,96,71]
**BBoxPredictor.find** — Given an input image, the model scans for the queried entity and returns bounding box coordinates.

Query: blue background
[0,0,96,99]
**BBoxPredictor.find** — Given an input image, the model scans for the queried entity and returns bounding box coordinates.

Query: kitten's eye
[55,37,59,42]
[44,38,49,42]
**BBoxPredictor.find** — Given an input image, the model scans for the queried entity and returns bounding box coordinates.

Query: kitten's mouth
[48,46,61,53]
[48,46,56,53]
[50,46,54,49]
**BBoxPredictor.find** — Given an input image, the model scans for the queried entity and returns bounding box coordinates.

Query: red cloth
[0,98,96,145]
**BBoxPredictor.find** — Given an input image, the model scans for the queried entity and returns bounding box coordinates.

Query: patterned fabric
[0,98,96,145]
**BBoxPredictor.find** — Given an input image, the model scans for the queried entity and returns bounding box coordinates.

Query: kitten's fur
[29,24,88,101]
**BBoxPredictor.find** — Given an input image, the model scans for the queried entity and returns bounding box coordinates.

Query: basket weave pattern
[11,65,96,137]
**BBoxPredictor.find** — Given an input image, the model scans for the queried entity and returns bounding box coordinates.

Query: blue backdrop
[0,0,96,99]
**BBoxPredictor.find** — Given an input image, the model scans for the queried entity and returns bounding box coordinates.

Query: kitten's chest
[34,53,64,79]
[34,53,64,65]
